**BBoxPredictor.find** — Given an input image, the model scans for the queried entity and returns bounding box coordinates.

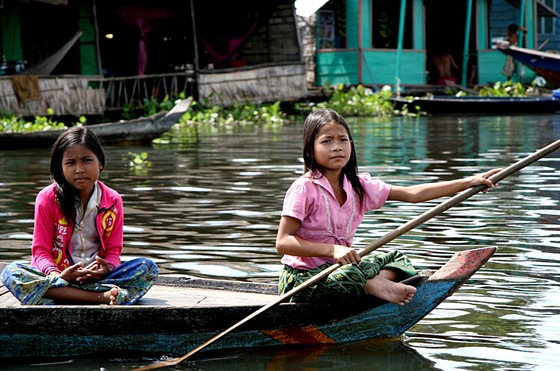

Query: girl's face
[313,121,351,173]
[61,144,103,198]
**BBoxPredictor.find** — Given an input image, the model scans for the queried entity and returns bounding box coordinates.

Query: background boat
[0,98,192,150]
[497,42,560,87]
[391,95,560,115]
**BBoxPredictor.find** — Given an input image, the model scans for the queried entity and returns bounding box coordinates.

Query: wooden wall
[0,75,105,116]
[198,63,307,107]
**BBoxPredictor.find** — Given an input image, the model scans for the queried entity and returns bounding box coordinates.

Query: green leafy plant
[0,108,67,133]
[124,152,153,168]
[478,80,533,97]
[315,84,395,117]
[181,100,288,126]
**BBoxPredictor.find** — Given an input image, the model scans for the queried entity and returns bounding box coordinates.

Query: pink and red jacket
[31,181,124,274]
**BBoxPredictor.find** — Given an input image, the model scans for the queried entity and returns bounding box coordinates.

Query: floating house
[0,0,307,116]
[310,0,560,89]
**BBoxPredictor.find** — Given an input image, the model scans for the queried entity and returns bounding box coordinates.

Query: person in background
[429,52,459,86]
[276,109,500,305]
[1,126,158,305]
[503,23,527,79]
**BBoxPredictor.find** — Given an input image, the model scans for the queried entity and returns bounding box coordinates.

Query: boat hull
[0,246,496,358]
[392,95,560,114]
[497,43,560,87]
[0,98,192,150]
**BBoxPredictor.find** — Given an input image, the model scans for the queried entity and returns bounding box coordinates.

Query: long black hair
[302,109,365,203]
[49,126,105,222]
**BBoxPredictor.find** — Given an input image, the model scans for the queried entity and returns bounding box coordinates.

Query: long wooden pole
[394,0,407,94]
[462,0,473,86]
[132,139,560,370]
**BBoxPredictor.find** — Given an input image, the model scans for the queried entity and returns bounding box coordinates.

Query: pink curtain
[115,6,173,75]
[198,25,258,66]
[195,0,279,68]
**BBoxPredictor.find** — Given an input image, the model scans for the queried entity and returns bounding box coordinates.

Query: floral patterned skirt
[1,258,158,305]
[278,250,417,303]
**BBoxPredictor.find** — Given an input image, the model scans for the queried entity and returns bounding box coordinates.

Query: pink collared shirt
[281,171,391,270]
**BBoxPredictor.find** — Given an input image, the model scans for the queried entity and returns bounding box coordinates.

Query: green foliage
[181,100,287,126]
[123,151,153,168]
[0,111,67,133]
[477,80,534,97]
[315,84,396,117]
[0,85,411,134]
[122,92,186,120]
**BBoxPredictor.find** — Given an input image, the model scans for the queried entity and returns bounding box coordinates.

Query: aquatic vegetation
[123,151,153,168]
[477,80,534,97]
[314,83,396,117]
[181,100,287,126]
[0,108,67,132]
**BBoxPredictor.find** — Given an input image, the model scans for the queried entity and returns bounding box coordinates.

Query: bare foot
[364,275,417,305]
[106,287,120,305]
[46,286,122,305]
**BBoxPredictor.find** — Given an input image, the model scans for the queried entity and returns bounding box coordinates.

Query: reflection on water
[4,339,440,371]
[1,114,559,370]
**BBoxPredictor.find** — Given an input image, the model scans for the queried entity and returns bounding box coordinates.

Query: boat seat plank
[0,279,276,308]
[137,285,275,307]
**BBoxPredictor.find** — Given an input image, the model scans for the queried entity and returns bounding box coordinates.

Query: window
[372,0,412,49]
[538,0,555,35]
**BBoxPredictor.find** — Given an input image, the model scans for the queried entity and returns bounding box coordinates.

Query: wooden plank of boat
[0,246,496,359]
[0,98,192,150]
[497,42,560,87]
[391,95,560,114]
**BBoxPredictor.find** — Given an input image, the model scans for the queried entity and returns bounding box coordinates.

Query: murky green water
[1,114,559,370]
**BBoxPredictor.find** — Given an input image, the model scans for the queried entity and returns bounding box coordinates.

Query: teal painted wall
[316,50,360,86]
[317,0,537,87]
[362,50,425,85]
[477,0,488,49]
[478,51,509,84]
[346,1,359,49]
[477,50,536,84]
[316,50,426,86]
[413,0,423,50]
[361,0,371,48]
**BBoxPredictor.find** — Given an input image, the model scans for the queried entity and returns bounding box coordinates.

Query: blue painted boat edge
[317,247,497,342]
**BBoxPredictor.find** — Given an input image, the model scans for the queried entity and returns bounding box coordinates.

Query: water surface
[1,114,559,370]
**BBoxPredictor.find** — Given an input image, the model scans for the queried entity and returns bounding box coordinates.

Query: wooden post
[395,0,406,93]
[462,0,473,86]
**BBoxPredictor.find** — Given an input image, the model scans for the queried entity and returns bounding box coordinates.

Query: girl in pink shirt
[1,127,158,305]
[276,109,499,305]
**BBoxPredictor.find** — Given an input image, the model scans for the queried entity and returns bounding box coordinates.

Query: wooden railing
[0,72,197,116]
[90,72,196,112]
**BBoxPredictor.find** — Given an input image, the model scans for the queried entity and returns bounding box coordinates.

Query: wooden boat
[0,98,192,150]
[0,246,496,359]
[391,95,560,114]
[497,42,560,87]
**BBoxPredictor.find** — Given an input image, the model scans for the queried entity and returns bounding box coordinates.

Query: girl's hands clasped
[55,256,112,284]
[77,256,112,283]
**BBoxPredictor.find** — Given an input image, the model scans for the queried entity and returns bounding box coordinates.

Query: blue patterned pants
[1,258,158,305]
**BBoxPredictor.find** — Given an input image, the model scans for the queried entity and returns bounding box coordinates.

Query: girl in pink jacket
[1,126,158,305]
